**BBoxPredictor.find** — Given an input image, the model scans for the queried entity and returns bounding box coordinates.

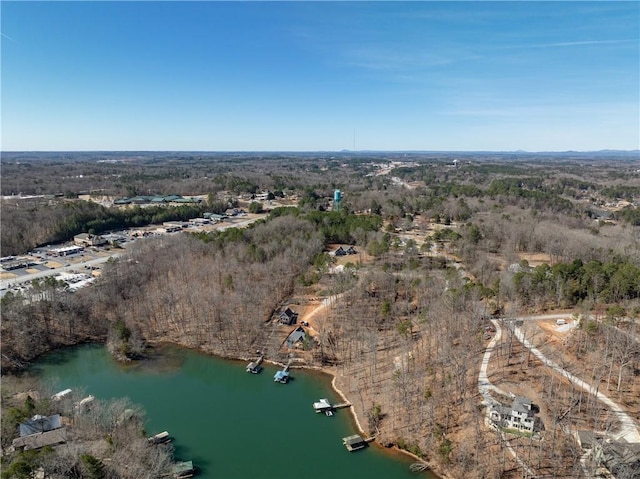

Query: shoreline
[169,346,452,478]
[329,369,454,479]
[21,340,454,479]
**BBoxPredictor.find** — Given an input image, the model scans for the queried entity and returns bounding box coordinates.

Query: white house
[490,396,537,433]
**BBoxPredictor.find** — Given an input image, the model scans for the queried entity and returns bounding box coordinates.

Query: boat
[325,410,333,417]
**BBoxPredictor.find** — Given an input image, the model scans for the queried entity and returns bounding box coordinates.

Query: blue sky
[1,1,638,151]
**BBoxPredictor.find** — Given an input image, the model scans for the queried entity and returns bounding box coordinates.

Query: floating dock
[246,355,264,374]
[342,434,367,452]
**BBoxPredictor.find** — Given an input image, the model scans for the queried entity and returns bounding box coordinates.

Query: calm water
[30,344,433,479]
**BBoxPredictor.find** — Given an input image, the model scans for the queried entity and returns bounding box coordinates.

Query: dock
[313,398,332,413]
[246,355,264,374]
[171,460,195,478]
[342,434,367,452]
[274,359,291,383]
[51,388,72,401]
[148,431,170,444]
[312,398,351,415]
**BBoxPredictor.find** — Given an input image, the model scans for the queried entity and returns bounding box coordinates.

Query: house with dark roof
[13,414,67,451]
[286,326,307,349]
[346,246,357,255]
[489,397,538,433]
[279,307,298,325]
[12,428,67,451]
[19,414,62,437]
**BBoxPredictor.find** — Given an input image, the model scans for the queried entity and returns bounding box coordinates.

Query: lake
[30,344,434,479]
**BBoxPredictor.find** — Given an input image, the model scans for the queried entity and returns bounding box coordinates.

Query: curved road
[479,315,640,443]
[510,320,640,443]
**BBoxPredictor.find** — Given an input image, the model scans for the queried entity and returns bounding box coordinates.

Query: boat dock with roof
[246,355,264,374]
[171,460,195,478]
[148,431,170,444]
[274,359,292,383]
[312,398,351,415]
[342,434,367,452]
[313,398,332,413]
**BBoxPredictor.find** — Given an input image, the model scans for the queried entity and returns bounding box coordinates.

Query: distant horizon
[4,147,638,155]
[2,148,639,155]
[2,2,638,151]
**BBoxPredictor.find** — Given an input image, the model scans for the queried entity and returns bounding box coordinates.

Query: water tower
[334,189,342,211]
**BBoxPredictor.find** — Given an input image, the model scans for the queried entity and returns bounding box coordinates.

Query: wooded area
[1,377,174,479]
[2,152,639,478]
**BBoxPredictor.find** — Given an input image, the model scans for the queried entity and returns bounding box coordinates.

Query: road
[479,314,640,442]
[216,216,263,231]
[510,320,640,443]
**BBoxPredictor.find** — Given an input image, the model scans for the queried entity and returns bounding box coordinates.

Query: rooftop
[19,414,62,437]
